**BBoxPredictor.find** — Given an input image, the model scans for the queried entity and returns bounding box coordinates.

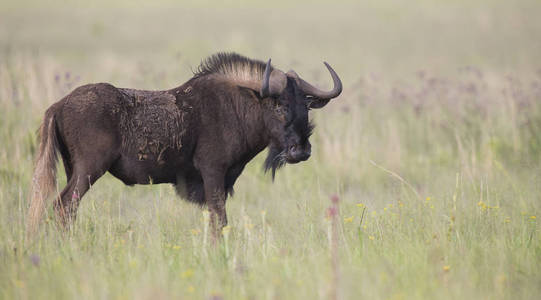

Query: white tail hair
[27,110,59,235]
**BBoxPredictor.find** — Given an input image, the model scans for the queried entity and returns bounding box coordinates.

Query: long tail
[27,107,60,235]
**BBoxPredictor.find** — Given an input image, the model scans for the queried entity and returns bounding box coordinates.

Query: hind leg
[59,146,73,181]
[53,159,113,228]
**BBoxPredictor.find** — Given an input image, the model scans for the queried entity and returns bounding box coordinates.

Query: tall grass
[1,0,540,299]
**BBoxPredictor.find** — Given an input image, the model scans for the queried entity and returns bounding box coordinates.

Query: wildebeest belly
[108,152,179,185]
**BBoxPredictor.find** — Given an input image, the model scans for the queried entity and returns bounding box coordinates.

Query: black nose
[289,145,311,161]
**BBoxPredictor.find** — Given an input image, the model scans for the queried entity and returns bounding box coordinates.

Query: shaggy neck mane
[194,52,269,83]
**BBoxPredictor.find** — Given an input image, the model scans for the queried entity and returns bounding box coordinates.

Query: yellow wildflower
[187,285,195,293]
[478,201,487,210]
[369,235,375,240]
[181,269,194,279]
[173,245,181,250]
[343,216,354,223]
[356,203,365,208]
[14,280,24,288]
[531,216,537,220]
[443,265,451,272]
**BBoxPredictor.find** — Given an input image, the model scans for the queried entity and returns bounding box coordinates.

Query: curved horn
[260,59,272,98]
[296,62,342,100]
[260,59,287,98]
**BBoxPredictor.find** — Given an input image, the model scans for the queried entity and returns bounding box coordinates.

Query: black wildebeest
[27,52,342,236]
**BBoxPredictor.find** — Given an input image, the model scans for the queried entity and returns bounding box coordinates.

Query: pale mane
[194,52,269,83]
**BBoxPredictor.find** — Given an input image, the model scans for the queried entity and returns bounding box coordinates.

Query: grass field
[1,0,540,299]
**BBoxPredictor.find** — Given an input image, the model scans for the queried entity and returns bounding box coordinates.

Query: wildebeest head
[258,59,343,178]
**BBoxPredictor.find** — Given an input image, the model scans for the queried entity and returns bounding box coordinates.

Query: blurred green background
[3,0,540,82]
[1,0,540,299]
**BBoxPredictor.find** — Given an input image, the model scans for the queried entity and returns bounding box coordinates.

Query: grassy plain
[0,0,540,299]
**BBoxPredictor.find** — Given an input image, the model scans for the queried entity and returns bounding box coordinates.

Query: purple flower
[29,254,40,267]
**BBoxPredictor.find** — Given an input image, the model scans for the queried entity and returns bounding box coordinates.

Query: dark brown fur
[27,52,341,236]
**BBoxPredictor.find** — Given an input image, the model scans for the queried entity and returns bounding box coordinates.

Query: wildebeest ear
[307,98,331,109]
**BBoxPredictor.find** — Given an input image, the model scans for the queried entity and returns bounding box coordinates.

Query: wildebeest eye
[275,105,287,115]
[305,96,315,109]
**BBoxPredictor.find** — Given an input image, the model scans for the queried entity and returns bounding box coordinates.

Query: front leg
[201,169,227,242]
